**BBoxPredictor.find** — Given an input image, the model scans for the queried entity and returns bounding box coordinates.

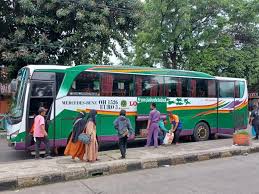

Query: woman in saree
[83,109,98,162]
[64,112,87,161]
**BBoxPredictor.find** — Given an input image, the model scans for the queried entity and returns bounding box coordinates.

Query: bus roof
[67,64,215,79]
[215,76,246,82]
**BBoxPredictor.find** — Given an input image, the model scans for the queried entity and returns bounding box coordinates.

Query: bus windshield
[10,68,29,119]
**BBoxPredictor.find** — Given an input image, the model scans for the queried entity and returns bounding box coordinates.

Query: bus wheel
[193,122,210,141]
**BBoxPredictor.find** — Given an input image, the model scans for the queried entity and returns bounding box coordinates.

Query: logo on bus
[129,101,137,106]
[121,100,127,107]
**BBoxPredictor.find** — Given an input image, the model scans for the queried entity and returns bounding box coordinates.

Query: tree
[0,0,141,79]
[132,0,259,87]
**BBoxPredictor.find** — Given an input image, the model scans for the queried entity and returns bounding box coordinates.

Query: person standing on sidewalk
[83,109,98,162]
[33,107,51,159]
[250,104,259,140]
[64,112,87,161]
[113,110,134,159]
[168,111,183,145]
[145,103,160,148]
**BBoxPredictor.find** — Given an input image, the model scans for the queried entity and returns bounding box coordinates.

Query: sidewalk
[1,139,259,191]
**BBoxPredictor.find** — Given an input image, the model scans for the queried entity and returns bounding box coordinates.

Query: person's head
[167,111,173,117]
[38,107,48,116]
[150,103,156,110]
[120,109,126,116]
[87,109,97,124]
[78,111,87,118]
[163,119,168,125]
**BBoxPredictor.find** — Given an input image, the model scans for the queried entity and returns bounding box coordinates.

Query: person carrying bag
[114,110,134,159]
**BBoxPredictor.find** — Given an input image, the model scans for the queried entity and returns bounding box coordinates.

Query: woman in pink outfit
[83,109,98,162]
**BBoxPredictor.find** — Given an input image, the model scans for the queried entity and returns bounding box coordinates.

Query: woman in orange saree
[64,112,87,161]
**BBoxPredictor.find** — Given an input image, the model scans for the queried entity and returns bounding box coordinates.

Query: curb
[1,144,259,191]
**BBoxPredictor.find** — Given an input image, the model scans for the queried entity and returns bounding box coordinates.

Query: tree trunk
[169,50,177,69]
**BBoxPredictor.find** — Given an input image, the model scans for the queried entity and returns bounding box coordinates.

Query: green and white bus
[5,65,248,150]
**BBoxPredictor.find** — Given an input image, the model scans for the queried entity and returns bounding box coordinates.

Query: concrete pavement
[0,131,33,163]
[1,138,259,191]
[3,152,259,194]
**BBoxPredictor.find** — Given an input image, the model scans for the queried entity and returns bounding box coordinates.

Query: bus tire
[193,122,210,141]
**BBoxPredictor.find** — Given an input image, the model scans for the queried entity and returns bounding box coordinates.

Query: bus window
[164,77,179,97]
[196,79,208,97]
[31,82,53,97]
[32,72,55,80]
[112,74,134,96]
[208,80,216,97]
[219,81,234,98]
[56,73,65,94]
[235,81,245,98]
[181,78,191,97]
[135,75,164,96]
[69,72,100,96]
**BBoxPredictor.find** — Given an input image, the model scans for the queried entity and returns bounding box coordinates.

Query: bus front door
[217,81,235,135]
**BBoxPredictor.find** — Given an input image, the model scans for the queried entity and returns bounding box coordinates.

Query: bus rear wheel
[193,122,210,141]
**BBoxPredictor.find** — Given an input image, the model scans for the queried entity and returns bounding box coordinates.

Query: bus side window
[136,75,164,97]
[219,81,234,98]
[112,74,134,96]
[164,77,179,97]
[235,81,245,98]
[208,80,216,98]
[196,79,210,98]
[69,72,100,96]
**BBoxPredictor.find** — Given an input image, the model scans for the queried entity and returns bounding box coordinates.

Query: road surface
[3,152,259,194]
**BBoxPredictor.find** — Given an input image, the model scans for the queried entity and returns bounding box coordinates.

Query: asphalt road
[3,152,259,194]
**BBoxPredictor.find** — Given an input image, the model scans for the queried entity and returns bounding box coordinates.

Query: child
[113,110,134,159]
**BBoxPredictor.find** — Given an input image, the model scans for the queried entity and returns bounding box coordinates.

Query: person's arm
[173,122,179,132]
[146,112,152,130]
[146,120,151,130]
[127,119,134,135]
[39,116,48,136]
[159,121,167,132]
[250,111,255,125]
[113,118,119,131]
[170,115,179,133]
[41,124,48,137]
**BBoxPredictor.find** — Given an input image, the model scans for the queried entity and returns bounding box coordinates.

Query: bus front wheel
[193,122,210,141]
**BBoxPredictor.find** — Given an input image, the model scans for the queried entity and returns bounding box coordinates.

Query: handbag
[78,133,91,144]
[119,128,129,137]
[163,133,174,145]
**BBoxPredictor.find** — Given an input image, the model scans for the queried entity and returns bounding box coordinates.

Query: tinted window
[208,80,216,97]
[135,75,164,96]
[69,72,100,96]
[56,73,65,94]
[164,77,179,97]
[196,79,208,97]
[235,81,245,98]
[219,81,234,98]
[182,78,192,97]
[31,82,53,97]
[32,72,55,80]
[112,74,134,96]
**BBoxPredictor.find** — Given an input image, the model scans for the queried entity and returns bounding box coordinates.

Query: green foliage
[0,0,141,79]
[234,129,249,135]
[132,0,259,87]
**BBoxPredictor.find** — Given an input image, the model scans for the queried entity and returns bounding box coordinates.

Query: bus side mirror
[10,79,17,93]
